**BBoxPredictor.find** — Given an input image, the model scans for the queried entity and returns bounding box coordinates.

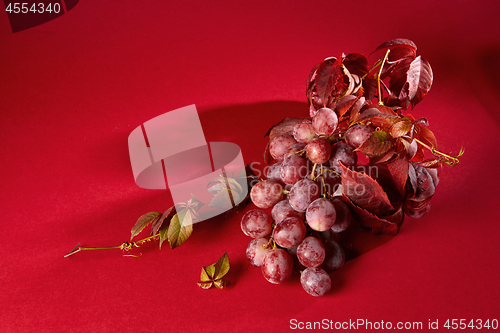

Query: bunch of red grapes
[240,39,458,296]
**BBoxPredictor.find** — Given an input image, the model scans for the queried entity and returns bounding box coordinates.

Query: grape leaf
[151,206,176,236]
[198,253,230,289]
[315,57,342,106]
[406,56,433,109]
[340,163,393,216]
[376,157,410,198]
[414,123,437,148]
[374,38,417,55]
[333,95,358,118]
[362,75,378,102]
[166,208,193,249]
[389,117,413,138]
[343,53,369,77]
[130,212,162,241]
[342,195,404,235]
[355,130,395,157]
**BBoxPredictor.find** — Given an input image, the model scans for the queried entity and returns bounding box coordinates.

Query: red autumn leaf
[376,157,410,198]
[355,130,395,157]
[151,206,176,236]
[389,117,413,138]
[130,212,162,241]
[342,194,404,235]
[315,57,342,106]
[387,46,417,62]
[340,163,394,216]
[414,123,437,148]
[362,75,378,102]
[264,117,303,140]
[406,56,433,109]
[374,38,417,56]
[343,53,369,77]
[333,95,358,118]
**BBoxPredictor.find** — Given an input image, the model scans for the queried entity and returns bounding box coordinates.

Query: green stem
[64,234,159,257]
[413,138,464,166]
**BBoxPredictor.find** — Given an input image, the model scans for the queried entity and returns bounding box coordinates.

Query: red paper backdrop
[1,1,499,332]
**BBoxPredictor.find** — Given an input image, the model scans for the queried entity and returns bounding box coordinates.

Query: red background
[1,1,499,332]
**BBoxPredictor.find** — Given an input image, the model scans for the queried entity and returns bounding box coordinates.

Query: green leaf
[198,253,231,290]
[213,253,230,280]
[130,212,161,241]
[167,209,193,249]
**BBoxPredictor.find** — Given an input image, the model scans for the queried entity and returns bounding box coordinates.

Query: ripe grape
[322,240,345,272]
[300,267,331,297]
[246,238,269,267]
[271,199,304,224]
[413,165,435,202]
[286,245,307,271]
[312,107,338,136]
[427,167,439,187]
[273,217,307,248]
[345,124,374,149]
[297,236,326,268]
[280,154,308,185]
[306,137,331,164]
[240,209,273,238]
[329,142,358,173]
[306,198,337,232]
[250,180,283,209]
[330,198,351,233]
[288,178,320,212]
[266,162,283,184]
[261,249,294,284]
[269,133,298,162]
[293,119,316,144]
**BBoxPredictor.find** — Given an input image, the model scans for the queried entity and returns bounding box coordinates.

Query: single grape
[284,142,306,159]
[273,217,307,248]
[426,167,440,187]
[280,154,308,185]
[328,142,358,174]
[330,198,351,233]
[306,198,337,232]
[297,236,326,268]
[306,137,331,164]
[271,199,305,224]
[345,124,374,149]
[288,178,320,212]
[250,180,283,209]
[293,119,316,144]
[300,267,331,297]
[240,209,273,238]
[312,107,338,136]
[322,240,345,272]
[261,249,294,284]
[266,162,283,184]
[269,133,297,162]
[246,238,269,267]
[413,164,435,202]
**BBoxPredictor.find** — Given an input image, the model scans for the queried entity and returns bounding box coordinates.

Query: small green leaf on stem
[167,209,193,249]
